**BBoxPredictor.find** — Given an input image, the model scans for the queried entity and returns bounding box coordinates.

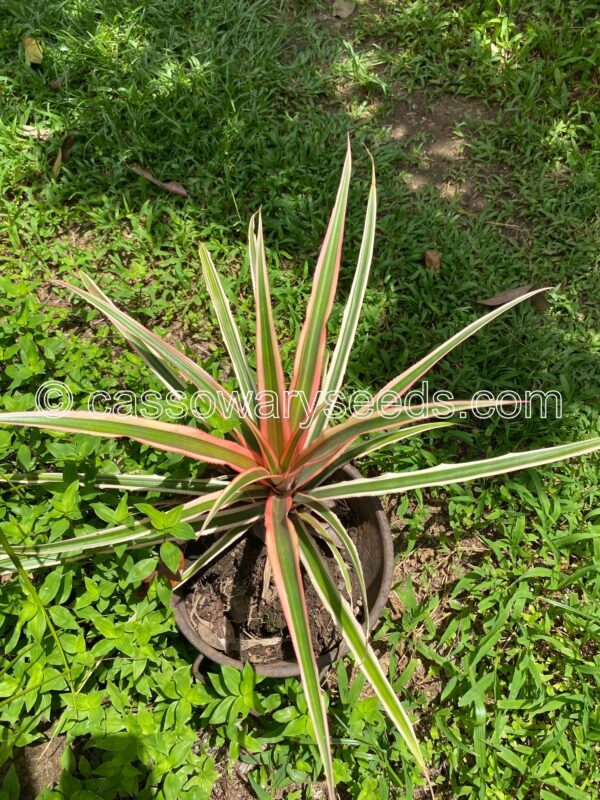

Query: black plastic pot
[171,464,393,678]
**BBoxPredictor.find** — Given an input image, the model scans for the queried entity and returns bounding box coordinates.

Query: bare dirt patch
[36,281,72,311]
[386,91,500,209]
[8,738,65,800]
[211,763,256,800]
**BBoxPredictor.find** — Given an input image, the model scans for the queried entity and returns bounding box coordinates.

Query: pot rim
[171,463,394,677]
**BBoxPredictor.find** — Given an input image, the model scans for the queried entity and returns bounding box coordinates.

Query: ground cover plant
[2,142,599,798]
[0,0,599,798]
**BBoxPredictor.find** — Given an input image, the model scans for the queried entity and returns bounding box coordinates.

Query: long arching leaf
[288,141,352,432]
[294,398,517,486]
[248,213,288,457]
[79,272,187,395]
[296,519,429,786]
[265,497,335,800]
[297,495,370,623]
[0,471,230,494]
[199,466,270,534]
[0,412,258,471]
[310,438,600,500]
[0,500,265,574]
[372,287,550,404]
[199,243,257,413]
[296,511,369,630]
[308,421,454,488]
[61,278,236,421]
[308,150,376,442]
[177,525,251,586]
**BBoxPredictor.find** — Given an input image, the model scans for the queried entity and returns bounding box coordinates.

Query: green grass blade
[265,498,335,800]
[288,140,352,432]
[310,438,600,500]
[296,523,429,782]
[309,150,376,442]
[199,243,257,413]
[0,411,257,471]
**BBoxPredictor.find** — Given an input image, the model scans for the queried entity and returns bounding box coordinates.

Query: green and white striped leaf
[0,499,265,574]
[178,525,251,586]
[0,412,257,471]
[199,466,269,534]
[62,277,238,423]
[297,512,354,608]
[296,520,428,781]
[288,141,352,432]
[309,421,454,488]
[58,274,276,462]
[248,213,288,457]
[310,438,600,500]
[199,243,257,413]
[265,496,335,800]
[308,151,376,442]
[373,287,550,404]
[295,398,514,486]
[0,471,230,494]
[79,272,187,395]
[297,501,369,629]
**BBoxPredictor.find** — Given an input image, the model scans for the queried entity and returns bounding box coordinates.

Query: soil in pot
[183,502,363,665]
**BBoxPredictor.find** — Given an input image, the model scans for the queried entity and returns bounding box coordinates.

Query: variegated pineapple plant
[1,143,599,798]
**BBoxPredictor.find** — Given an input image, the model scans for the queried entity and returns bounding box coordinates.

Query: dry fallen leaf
[20,125,51,140]
[424,249,441,272]
[531,293,550,311]
[23,37,43,66]
[51,135,75,177]
[478,284,537,307]
[49,74,66,90]
[332,0,356,19]
[131,166,189,197]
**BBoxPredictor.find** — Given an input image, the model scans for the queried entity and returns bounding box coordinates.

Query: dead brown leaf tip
[131,166,189,197]
[424,250,441,273]
[478,284,548,309]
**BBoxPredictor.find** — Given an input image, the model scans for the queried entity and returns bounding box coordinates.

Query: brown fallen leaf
[478,284,537,307]
[332,0,356,19]
[424,249,441,272]
[131,166,189,197]
[49,74,66,90]
[20,125,51,140]
[23,37,43,66]
[51,134,75,177]
[531,293,550,311]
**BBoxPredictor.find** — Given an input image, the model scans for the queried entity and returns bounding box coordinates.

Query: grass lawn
[0,0,599,798]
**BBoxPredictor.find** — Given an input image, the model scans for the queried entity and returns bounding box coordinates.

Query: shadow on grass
[1,0,597,453]
[7,733,152,800]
